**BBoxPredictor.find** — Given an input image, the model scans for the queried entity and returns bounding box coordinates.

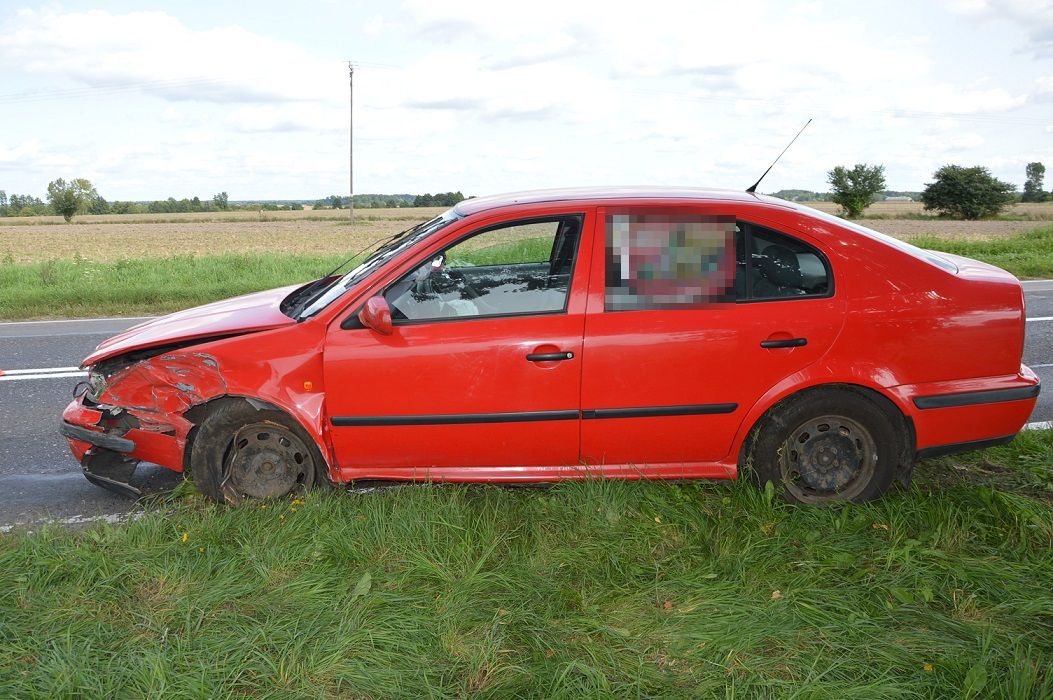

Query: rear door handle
[760,337,808,349]
[526,351,575,362]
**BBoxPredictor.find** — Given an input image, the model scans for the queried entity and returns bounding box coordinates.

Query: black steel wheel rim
[224,423,312,500]
[779,414,877,503]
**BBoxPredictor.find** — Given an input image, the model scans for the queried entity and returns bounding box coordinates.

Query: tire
[743,389,899,504]
[189,401,321,504]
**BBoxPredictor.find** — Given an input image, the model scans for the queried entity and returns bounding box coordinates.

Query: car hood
[82,284,302,366]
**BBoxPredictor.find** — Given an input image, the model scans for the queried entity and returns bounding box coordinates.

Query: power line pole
[353,62,358,222]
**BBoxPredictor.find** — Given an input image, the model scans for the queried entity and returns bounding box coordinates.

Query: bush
[921,165,1016,220]
[827,164,886,218]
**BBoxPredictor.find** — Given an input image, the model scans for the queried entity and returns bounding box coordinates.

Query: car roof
[452,186,797,217]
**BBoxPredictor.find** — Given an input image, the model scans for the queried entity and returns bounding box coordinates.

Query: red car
[61,187,1040,504]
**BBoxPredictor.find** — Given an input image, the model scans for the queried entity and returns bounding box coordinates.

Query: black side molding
[332,410,579,427]
[913,384,1040,410]
[581,403,737,420]
[916,434,1015,460]
[60,422,135,453]
[332,403,739,427]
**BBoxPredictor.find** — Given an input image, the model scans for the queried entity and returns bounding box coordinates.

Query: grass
[3,224,1053,320]
[0,252,349,319]
[909,224,1053,279]
[0,431,1050,697]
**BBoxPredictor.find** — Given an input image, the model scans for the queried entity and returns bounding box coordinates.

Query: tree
[46,178,99,222]
[212,191,230,210]
[328,195,343,209]
[1022,162,1048,203]
[921,165,1016,220]
[87,195,109,215]
[826,164,886,218]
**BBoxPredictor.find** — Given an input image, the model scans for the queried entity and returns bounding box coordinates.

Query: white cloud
[0,2,1048,198]
[945,0,1053,56]
[0,139,39,163]
[0,8,342,104]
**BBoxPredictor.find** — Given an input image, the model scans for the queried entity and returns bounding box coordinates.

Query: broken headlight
[87,368,107,400]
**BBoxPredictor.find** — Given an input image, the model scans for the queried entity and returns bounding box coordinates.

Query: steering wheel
[415,256,480,300]
[439,268,481,299]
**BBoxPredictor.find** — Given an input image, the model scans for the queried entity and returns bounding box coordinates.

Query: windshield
[797,204,959,274]
[297,209,460,319]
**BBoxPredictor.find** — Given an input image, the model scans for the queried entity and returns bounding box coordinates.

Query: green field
[908,225,1053,280]
[1,430,1050,697]
[2,225,1051,320]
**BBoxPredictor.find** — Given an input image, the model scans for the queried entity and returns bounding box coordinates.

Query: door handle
[526,351,575,362]
[760,337,807,349]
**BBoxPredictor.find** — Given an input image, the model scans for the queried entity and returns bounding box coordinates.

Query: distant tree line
[311,192,466,210]
[769,188,923,203]
[0,181,286,220]
[816,162,1049,219]
[0,183,468,220]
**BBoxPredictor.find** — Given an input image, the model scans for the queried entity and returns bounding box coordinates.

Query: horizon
[1,2,1050,200]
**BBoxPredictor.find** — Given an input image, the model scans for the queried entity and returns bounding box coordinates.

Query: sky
[0,0,1051,201]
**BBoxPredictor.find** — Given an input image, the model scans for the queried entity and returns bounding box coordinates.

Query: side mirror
[358,296,393,335]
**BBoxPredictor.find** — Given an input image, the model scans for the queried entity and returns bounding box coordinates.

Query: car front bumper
[60,394,188,496]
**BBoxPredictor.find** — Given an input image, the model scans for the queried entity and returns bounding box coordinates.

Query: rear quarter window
[743,222,832,300]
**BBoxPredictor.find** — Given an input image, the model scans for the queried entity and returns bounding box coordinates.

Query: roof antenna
[746,118,812,194]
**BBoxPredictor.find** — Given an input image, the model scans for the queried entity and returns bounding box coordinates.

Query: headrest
[758,244,802,287]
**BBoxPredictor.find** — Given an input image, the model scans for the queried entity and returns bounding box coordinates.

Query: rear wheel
[744,389,899,504]
[190,401,320,504]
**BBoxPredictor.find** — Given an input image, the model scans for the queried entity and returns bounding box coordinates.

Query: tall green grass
[1,431,1051,697]
[0,253,347,319]
[2,225,1053,320]
[910,225,1053,279]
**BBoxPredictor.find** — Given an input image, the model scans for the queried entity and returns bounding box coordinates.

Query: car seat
[752,243,805,297]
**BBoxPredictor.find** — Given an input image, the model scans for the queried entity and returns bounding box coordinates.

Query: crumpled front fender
[102,352,228,434]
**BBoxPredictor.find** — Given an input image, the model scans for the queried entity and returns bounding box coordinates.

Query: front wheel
[744,390,899,504]
[190,402,320,504]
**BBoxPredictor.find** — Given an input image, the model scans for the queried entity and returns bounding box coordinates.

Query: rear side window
[605,214,737,311]
[743,223,831,299]
[604,213,831,310]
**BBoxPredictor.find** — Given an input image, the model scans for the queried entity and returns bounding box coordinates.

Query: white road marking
[1,511,140,534]
[0,371,87,382]
[1027,316,1053,322]
[1032,363,1053,369]
[0,365,87,381]
[1,366,81,374]
[1025,420,1052,431]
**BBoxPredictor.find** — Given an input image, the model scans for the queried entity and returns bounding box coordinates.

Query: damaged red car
[61,187,1040,504]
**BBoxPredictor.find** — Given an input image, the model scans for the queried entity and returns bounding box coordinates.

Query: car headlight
[87,369,107,399]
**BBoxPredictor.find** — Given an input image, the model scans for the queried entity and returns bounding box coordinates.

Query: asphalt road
[2,283,1052,528]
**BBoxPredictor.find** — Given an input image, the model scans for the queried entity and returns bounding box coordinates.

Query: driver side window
[385,215,582,322]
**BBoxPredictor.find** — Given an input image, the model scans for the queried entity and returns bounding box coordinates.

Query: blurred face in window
[607,214,736,310]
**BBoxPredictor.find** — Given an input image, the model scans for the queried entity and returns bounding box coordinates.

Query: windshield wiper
[293,213,456,321]
[290,225,425,320]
